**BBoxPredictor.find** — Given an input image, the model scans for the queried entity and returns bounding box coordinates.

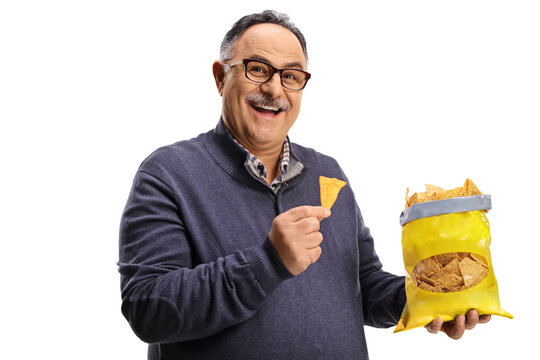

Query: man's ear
[212,61,226,96]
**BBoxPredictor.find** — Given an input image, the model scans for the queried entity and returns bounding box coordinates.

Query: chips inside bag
[395,179,512,332]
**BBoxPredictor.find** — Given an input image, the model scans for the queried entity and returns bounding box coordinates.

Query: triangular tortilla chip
[405,188,411,208]
[319,176,347,209]
[431,271,464,291]
[459,257,489,288]
[464,178,483,196]
[440,187,466,199]
[413,257,441,277]
[425,184,444,200]
[418,282,438,292]
[435,253,459,267]
[417,273,442,288]
[470,253,489,268]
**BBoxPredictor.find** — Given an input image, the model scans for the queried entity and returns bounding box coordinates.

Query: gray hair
[219,10,308,63]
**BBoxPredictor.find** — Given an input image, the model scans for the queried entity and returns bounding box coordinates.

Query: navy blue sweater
[119,120,406,359]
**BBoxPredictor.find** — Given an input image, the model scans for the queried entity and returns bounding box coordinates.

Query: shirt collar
[223,126,290,188]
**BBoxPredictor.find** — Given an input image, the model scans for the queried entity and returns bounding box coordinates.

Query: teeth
[255,104,279,111]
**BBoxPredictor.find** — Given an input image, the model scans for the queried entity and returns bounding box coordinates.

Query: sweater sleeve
[118,170,293,344]
[355,203,406,328]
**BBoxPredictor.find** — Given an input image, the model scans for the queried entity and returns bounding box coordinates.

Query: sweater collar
[203,118,304,188]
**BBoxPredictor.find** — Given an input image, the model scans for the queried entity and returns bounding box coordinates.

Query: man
[119,10,490,359]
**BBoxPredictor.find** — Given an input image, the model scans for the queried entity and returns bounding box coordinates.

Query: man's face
[214,23,307,154]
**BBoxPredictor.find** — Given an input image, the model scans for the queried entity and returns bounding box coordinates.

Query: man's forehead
[233,23,306,68]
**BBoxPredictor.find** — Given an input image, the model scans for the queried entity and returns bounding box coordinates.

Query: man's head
[213,10,309,155]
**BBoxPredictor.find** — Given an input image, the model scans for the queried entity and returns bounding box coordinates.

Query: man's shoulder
[291,141,342,170]
[138,131,210,174]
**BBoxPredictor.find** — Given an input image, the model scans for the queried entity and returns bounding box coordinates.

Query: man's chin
[246,126,288,149]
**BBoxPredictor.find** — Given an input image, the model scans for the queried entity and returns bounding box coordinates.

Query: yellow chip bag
[395,179,512,332]
[319,176,347,209]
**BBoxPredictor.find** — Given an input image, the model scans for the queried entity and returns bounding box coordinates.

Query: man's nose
[260,72,283,98]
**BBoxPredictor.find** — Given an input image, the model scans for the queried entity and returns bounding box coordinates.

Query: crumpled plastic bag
[395,181,512,332]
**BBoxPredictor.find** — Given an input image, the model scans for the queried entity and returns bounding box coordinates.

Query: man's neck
[222,121,285,186]
[240,141,282,185]
[256,152,280,186]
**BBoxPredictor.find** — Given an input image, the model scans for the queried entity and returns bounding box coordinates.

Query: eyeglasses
[226,58,311,91]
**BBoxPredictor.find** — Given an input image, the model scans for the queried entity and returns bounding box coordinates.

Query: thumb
[316,207,331,221]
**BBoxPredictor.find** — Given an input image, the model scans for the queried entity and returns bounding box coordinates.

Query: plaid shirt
[225,129,290,192]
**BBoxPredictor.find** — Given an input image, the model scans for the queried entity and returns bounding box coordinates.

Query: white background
[1,1,538,359]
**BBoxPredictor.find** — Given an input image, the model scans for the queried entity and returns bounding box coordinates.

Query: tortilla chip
[430,258,463,287]
[418,282,436,292]
[433,285,444,293]
[412,251,491,293]
[414,257,441,277]
[441,187,466,199]
[417,273,442,287]
[416,278,444,293]
[425,184,444,194]
[442,258,461,276]
[319,176,347,209]
[470,253,489,268]
[459,256,489,288]
[424,184,444,201]
[433,272,464,290]
[435,253,459,267]
[464,178,482,196]
[405,179,483,208]
[405,188,411,208]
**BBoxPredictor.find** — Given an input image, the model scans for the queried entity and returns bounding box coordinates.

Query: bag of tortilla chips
[394,179,512,332]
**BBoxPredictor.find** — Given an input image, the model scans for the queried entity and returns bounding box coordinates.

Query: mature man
[119,10,489,359]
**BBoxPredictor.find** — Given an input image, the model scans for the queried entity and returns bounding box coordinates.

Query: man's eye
[251,66,266,73]
[283,72,297,80]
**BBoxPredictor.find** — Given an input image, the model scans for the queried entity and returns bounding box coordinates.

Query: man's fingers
[426,317,443,334]
[443,315,465,340]
[479,314,491,323]
[308,246,322,263]
[269,206,330,276]
[314,208,331,221]
[427,310,491,339]
[305,232,323,249]
[465,310,479,330]
[295,217,321,234]
[286,205,331,222]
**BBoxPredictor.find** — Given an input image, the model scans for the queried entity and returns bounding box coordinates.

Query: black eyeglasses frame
[226,58,311,91]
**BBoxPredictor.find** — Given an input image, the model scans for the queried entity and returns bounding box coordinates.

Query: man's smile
[250,103,283,116]
[245,91,290,118]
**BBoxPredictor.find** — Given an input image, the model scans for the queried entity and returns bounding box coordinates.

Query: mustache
[245,92,291,112]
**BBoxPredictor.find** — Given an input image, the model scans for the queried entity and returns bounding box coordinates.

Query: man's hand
[425,310,491,339]
[269,205,331,276]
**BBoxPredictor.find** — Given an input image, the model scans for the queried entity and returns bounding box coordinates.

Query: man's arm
[118,170,292,344]
[355,203,407,328]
